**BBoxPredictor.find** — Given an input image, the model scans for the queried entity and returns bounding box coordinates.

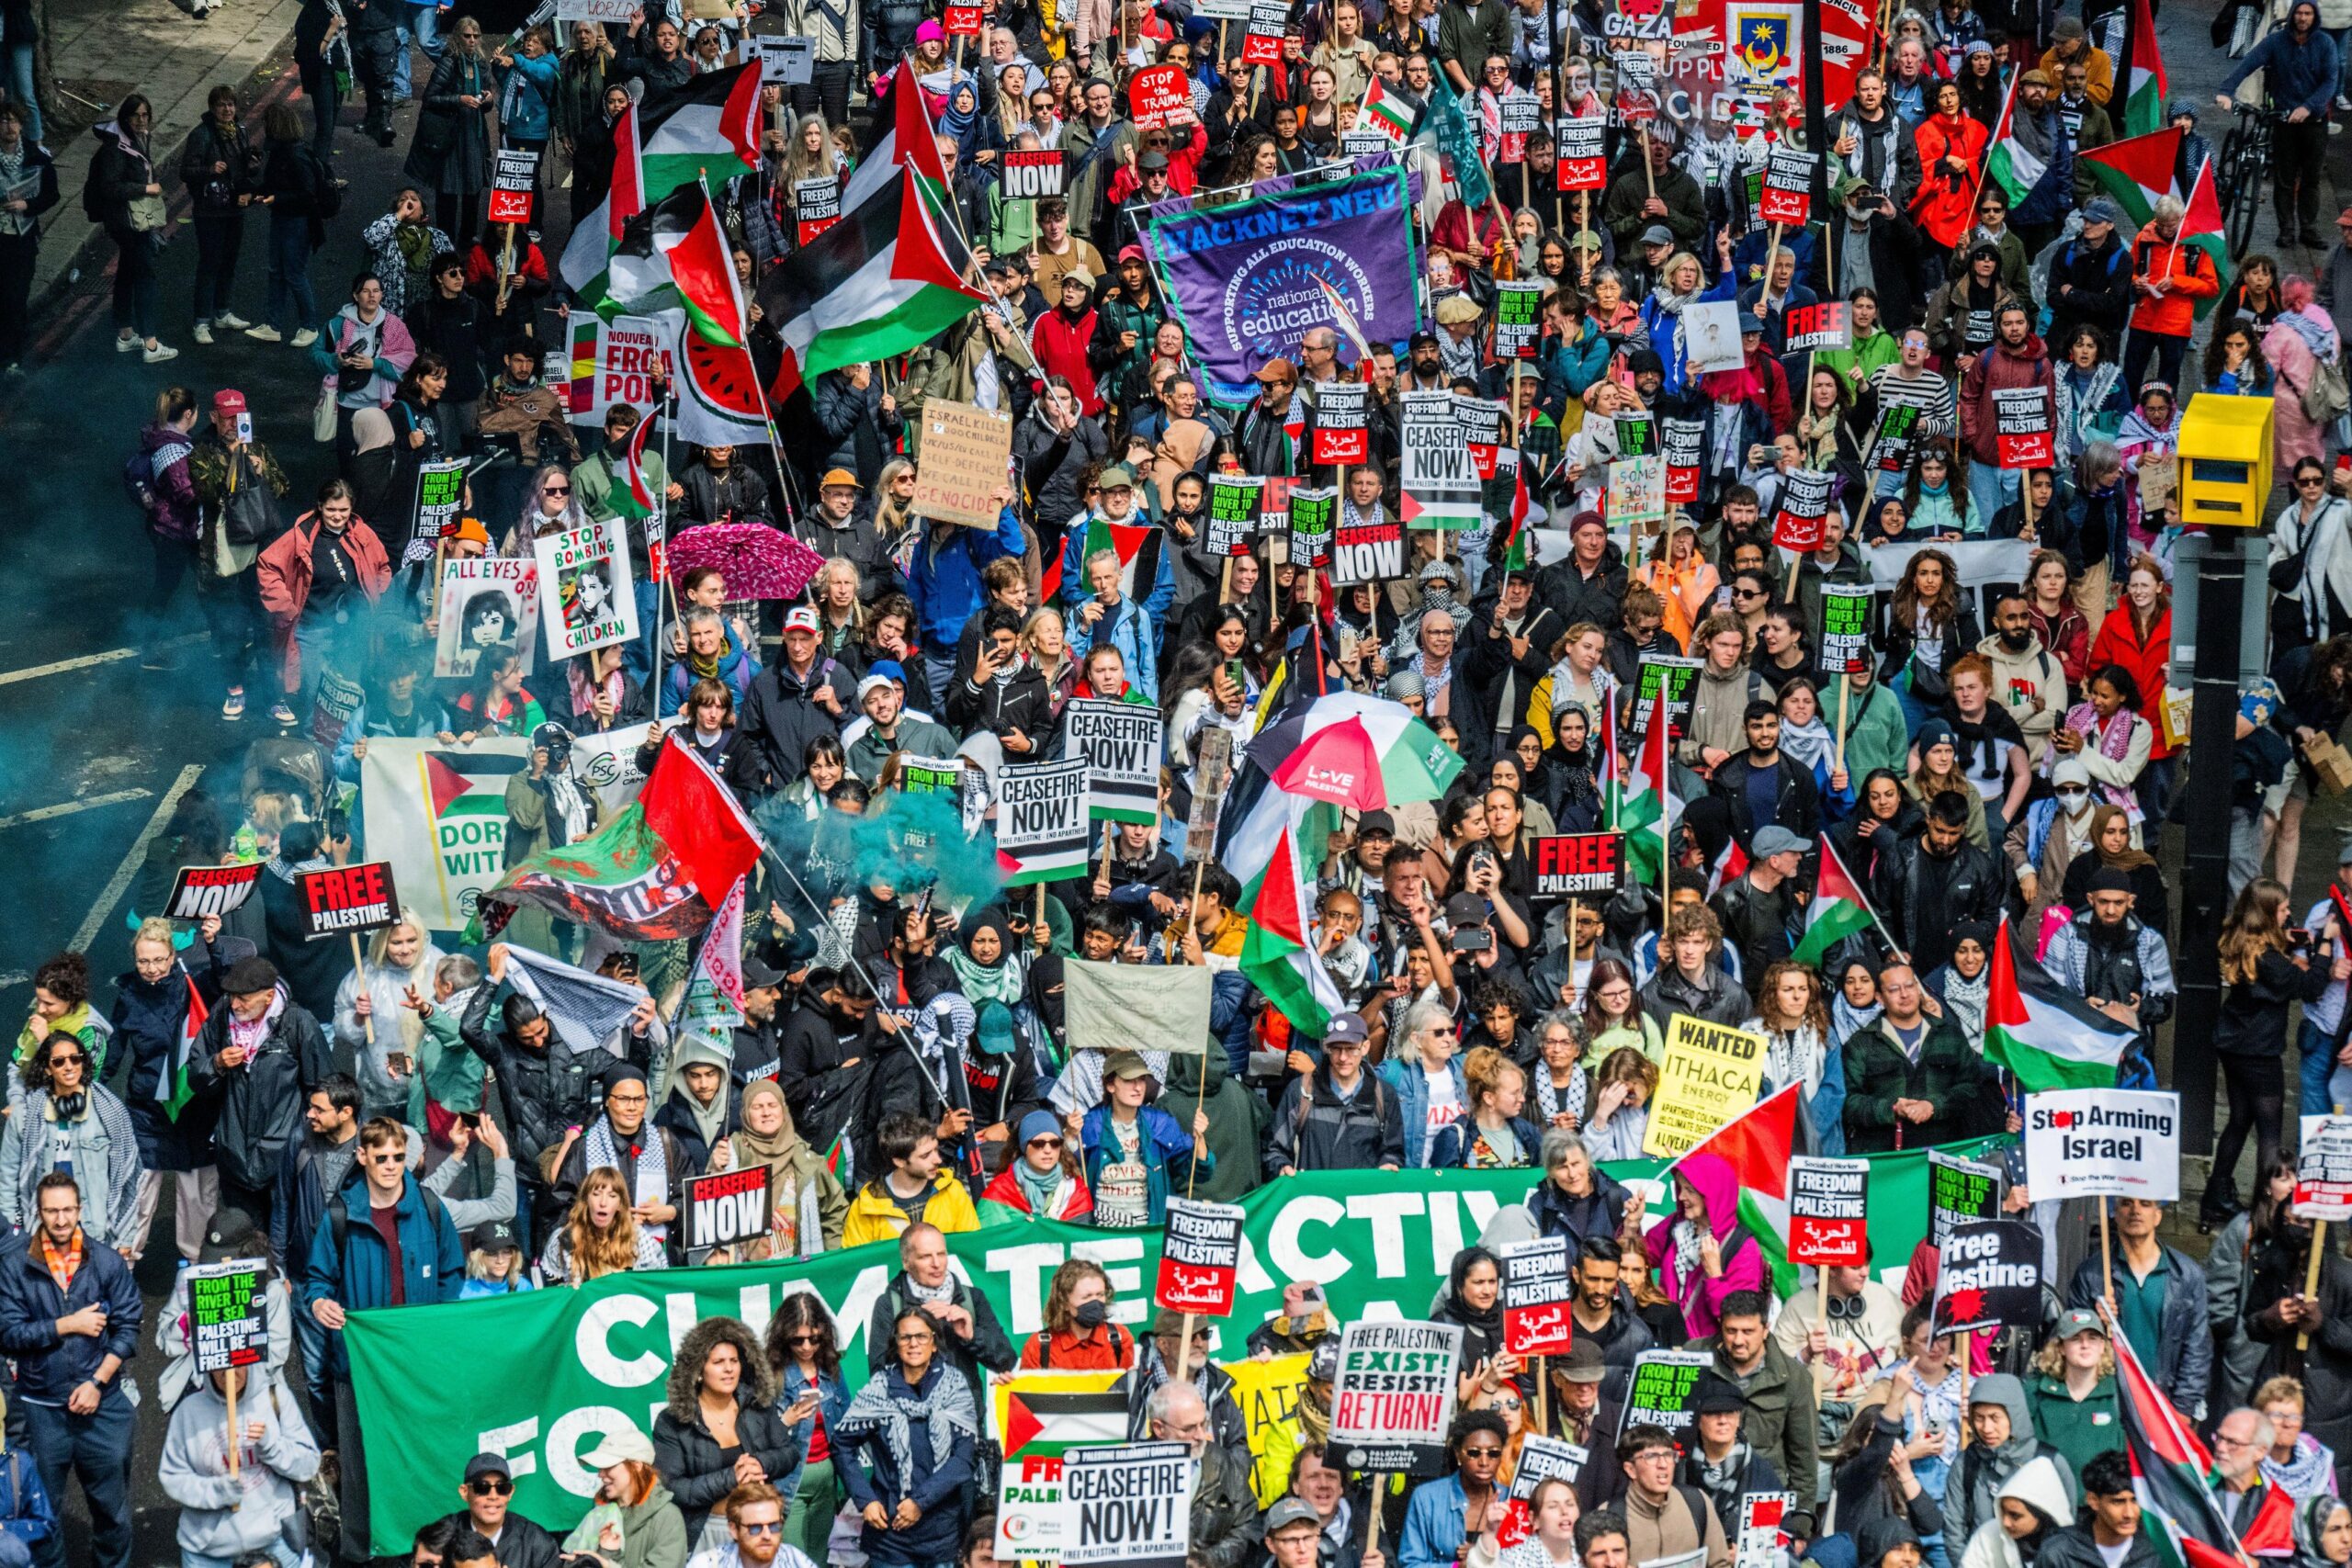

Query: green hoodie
[1165,1048,1269,1204]
[2024,1370,2122,1480]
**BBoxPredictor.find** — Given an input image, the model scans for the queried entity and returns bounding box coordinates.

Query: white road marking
[70,764,204,953]
[0,788,153,829]
[0,634,206,688]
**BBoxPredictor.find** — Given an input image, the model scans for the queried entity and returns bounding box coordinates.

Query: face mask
[1073,1299,1109,1330]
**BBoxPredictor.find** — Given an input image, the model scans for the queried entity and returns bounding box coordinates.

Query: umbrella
[1245,692,1464,805]
[663,523,826,600]
[1268,716,1389,810]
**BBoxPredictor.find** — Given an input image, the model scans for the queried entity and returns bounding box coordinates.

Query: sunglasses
[470,1478,514,1495]
[544,484,571,495]
[1462,1446,1504,1458]
[47,1053,85,1067]
[739,1523,785,1537]
[786,1332,824,1345]
[1028,1136,1065,1150]
[368,1152,404,1165]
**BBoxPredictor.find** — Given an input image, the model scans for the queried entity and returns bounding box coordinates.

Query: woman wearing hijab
[708,1077,847,1259]
[1432,1247,1518,1393]
[345,406,402,533]
[1924,921,1996,1050]
[944,908,1026,1011]
[2056,804,2169,934]
[2290,1497,2352,1568]
[1645,1152,1770,1338]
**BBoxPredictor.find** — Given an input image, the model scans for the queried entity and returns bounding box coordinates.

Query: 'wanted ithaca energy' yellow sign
[1642,1015,1766,1158]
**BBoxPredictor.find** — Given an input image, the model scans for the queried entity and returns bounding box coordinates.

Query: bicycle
[2216,103,2271,258]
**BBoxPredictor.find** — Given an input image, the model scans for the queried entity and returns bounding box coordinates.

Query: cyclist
[2218,0,2342,248]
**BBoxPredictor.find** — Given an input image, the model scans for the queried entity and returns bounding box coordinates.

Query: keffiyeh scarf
[838,1365,979,1490]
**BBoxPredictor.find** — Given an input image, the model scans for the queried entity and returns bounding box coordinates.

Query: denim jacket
[775,1360,850,1502]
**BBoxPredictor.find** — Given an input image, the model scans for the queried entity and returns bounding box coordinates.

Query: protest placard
[1556,117,1608,188]
[189,1261,266,1372]
[2022,1090,2181,1201]
[166,863,264,920]
[1785,300,1850,353]
[1312,381,1369,466]
[1064,701,1163,823]
[554,0,633,24]
[1157,1199,1245,1314]
[1129,63,1192,130]
[1331,1319,1464,1474]
[1001,148,1064,199]
[1629,657,1702,739]
[1494,282,1544,358]
[1062,1443,1191,1568]
[1499,93,1540,134]
[1205,475,1263,557]
[487,150,537,225]
[1241,0,1286,62]
[1401,389,1480,528]
[1532,833,1627,897]
[1787,1156,1870,1267]
[1994,387,2054,468]
[1770,468,1835,552]
[1609,455,1667,537]
[1332,513,1404,585]
[910,400,1013,526]
[533,519,640,658]
[998,759,1091,885]
[1615,412,1657,458]
[1683,300,1745,374]
[1499,1235,1574,1357]
[1931,1219,2042,1337]
[296,862,401,940]
[1758,145,1815,225]
[2297,1114,2352,1220]
[1736,1494,1796,1568]
[435,558,538,679]
[1869,400,1925,476]
[1663,417,1704,504]
[944,1,983,31]
[795,176,841,245]
[747,34,814,83]
[1286,487,1336,569]
[1819,586,1874,675]
[413,459,466,551]
[1642,1015,1766,1157]
[684,1167,772,1251]
[1926,1149,2003,1244]
[1455,393,1507,480]
[1621,1349,1711,1437]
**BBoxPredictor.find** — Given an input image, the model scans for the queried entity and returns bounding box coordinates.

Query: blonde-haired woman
[1024,604,1079,716]
[2021,1313,2119,1480]
[331,906,442,1122]
[873,457,919,570]
[540,1165,666,1284]
[112,914,221,1262]
[1580,1045,1657,1162]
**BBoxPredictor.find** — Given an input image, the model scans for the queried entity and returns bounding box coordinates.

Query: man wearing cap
[2046,202,2131,350]
[1031,267,1103,414]
[1234,357,1303,475]
[1544,1342,1630,1512]
[2041,864,2177,1070]
[842,662,956,783]
[188,954,332,1239]
[2039,16,2114,105]
[799,466,897,602]
[187,388,288,721]
[1602,129,1704,254]
[1264,1497,1328,1568]
[1129,1306,1252,1463]
[1678,1375,1791,1540]
[1619,223,1675,300]
[438,1453,562,1568]
[304,1119,465,1555]
[1057,464,1173,622]
[1091,245,1164,394]
[1691,1290,1816,1539]
[1708,823,1810,979]
[0,1174,141,1568]
[1268,1013,1405,1174]
[734,604,861,797]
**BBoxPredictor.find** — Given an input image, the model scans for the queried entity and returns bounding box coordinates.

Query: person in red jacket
[1958,301,2055,528]
[1030,268,1103,415]
[2122,195,2222,398]
[256,478,392,727]
[2086,552,2177,820]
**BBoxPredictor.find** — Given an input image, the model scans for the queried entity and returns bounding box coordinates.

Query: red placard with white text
[1499,1235,1574,1357]
[1155,1199,1243,1315]
[295,862,401,940]
[1787,1156,1870,1268]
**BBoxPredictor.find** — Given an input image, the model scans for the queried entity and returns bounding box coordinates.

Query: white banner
[570,720,657,818]
[358,737,533,931]
[2021,1089,2181,1201]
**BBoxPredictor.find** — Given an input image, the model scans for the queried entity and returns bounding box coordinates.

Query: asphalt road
[0,0,2346,1561]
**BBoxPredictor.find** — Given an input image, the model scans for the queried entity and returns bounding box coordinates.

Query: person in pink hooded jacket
[1645,1151,1769,1339]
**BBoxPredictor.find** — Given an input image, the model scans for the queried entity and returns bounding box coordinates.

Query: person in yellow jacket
[840,1111,980,1249]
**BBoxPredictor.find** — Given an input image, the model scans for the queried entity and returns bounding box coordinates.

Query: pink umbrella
[1268,716,1388,809]
[662,523,827,600]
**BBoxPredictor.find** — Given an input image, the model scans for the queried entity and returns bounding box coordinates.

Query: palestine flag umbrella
[1243,692,1465,807]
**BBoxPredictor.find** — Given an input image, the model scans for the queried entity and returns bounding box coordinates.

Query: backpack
[303,146,344,220]
[122,446,162,515]
[325,1183,452,1280]
[2303,354,2351,424]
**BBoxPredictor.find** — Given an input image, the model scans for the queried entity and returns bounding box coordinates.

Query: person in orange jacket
[2121,195,2222,397]
[1911,81,1990,254]
[256,478,392,727]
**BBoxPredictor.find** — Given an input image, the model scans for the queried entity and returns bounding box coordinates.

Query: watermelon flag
[1667,1083,1805,1295]
[598,180,772,448]
[2120,0,2167,137]
[1227,786,1343,1036]
[1789,839,1881,967]
[162,965,207,1122]
[2078,128,2183,228]
[1360,73,1420,142]
[558,66,763,302]
[1604,684,1672,886]
[753,167,989,399]
[1985,73,2057,214]
[1983,912,2135,1091]
[2105,1298,2256,1568]
[2178,156,2231,321]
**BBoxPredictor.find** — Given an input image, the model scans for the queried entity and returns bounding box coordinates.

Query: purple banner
[1140,167,1422,406]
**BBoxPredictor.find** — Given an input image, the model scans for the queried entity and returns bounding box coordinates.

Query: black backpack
[325,1183,452,1274]
[303,146,344,220]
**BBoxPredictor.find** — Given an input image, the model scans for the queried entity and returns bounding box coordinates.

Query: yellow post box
[2176,394,2274,528]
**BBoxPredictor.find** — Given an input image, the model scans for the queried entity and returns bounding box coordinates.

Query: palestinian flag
[162,965,207,1122]
[2108,1300,2255,1568]
[1705,837,1749,900]
[1360,73,1420,142]
[1985,74,2053,213]
[1983,912,2135,1091]
[754,167,988,399]
[2078,128,2183,227]
[991,1371,1130,1461]
[558,66,763,301]
[1789,839,1879,966]
[1603,684,1671,885]
[610,403,657,521]
[2181,155,2231,321]
[1668,1082,1804,1296]
[842,60,956,220]
[2121,0,2168,136]
[1498,460,1532,570]
[477,806,718,940]
[1042,517,1157,604]
[1225,786,1343,1036]
[602,182,747,346]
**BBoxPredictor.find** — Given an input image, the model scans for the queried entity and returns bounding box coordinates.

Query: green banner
[346,1145,1999,1553]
